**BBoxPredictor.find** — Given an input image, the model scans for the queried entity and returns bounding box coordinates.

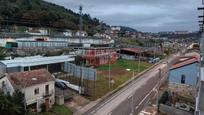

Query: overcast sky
[45,0,201,32]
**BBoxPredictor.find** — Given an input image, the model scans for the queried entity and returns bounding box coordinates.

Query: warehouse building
[17,37,68,48]
[0,55,75,73]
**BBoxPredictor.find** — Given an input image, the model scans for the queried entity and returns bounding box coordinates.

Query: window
[2,81,5,87]
[45,85,49,92]
[181,74,186,84]
[34,88,39,95]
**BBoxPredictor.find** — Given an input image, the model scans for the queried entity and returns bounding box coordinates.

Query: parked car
[148,57,160,63]
[55,81,67,90]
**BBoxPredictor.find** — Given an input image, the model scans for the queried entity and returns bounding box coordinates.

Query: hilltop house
[26,28,48,36]
[75,31,88,37]
[0,69,55,112]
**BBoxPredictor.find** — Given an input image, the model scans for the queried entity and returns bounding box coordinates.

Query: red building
[79,48,118,67]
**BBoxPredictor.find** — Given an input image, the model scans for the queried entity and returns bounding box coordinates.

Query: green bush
[159,91,169,104]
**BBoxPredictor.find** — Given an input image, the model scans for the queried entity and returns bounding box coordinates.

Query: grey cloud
[44,0,201,32]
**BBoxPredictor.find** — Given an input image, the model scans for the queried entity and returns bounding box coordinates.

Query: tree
[0,91,24,115]
[159,91,169,104]
[0,16,3,23]
[0,0,104,31]
[12,90,25,114]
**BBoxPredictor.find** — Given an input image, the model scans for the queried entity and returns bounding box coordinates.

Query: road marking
[90,110,96,114]
[140,111,151,115]
[107,112,112,115]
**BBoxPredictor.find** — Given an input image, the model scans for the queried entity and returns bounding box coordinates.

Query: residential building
[26,28,48,36]
[75,31,88,37]
[94,33,111,39]
[175,31,189,35]
[62,29,73,37]
[4,69,55,112]
[111,26,121,31]
[169,56,200,86]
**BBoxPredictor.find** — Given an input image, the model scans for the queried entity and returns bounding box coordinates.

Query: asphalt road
[83,53,181,115]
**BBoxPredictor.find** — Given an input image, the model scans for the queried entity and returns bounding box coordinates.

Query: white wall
[23,81,55,108]
[0,77,15,95]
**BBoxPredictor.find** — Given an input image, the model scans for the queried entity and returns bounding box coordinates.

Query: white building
[0,69,55,112]
[0,55,75,73]
[94,33,111,39]
[63,29,73,37]
[16,37,68,48]
[111,26,121,31]
[75,31,88,37]
[26,28,48,36]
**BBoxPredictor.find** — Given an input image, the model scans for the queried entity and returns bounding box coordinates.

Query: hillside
[0,0,107,35]
[120,26,138,33]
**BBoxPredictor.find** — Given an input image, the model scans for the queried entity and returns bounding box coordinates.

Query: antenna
[79,5,83,36]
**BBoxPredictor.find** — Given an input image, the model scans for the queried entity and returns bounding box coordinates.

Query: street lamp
[126,68,135,115]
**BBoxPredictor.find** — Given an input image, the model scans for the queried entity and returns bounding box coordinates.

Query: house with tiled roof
[169,56,200,86]
[0,69,55,112]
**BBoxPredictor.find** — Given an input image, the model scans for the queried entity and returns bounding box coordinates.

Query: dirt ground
[64,95,90,112]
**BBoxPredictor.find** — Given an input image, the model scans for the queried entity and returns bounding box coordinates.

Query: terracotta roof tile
[170,57,199,70]
[7,69,55,89]
[121,48,144,53]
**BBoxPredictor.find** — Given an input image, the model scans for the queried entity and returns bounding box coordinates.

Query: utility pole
[79,5,83,34]
[79,5,83,46]
[154,41,156,59]
[137,52,141,72]
[109,52,111,89]
[79,5,84,94]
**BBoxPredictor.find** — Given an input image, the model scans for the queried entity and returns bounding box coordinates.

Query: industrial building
[0,55,75,73]
[0,37,115,49]
[16,37,68,48]
[119,48,146,60]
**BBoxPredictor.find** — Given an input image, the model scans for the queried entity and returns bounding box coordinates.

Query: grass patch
[97,59,151,72]
[94,59,152,99]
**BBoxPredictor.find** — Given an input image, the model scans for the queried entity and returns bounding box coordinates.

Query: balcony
[43,90,54,98]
